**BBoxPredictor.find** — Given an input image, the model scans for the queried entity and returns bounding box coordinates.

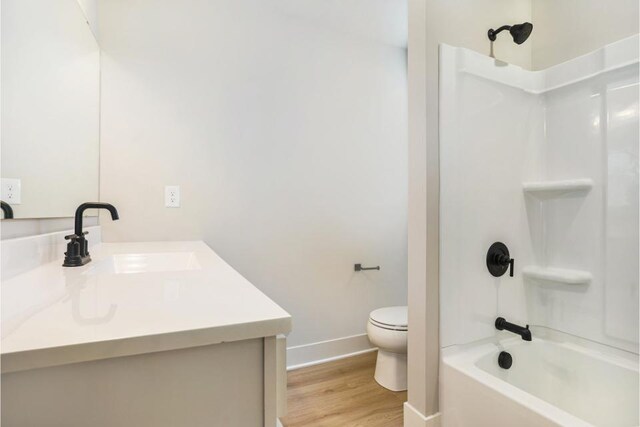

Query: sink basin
[83,252,202,275]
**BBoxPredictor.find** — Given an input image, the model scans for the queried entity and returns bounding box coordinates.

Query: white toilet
[366,306,408,392]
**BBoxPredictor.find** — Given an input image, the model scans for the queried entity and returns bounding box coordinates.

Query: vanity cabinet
[2,337,287,427]
[1,232,291,427]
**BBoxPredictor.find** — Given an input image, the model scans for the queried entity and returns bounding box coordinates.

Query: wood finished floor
[280,351,407,427]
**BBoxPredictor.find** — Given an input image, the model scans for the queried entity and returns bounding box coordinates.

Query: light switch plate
[165,185,180,208]
[1,178,22,204]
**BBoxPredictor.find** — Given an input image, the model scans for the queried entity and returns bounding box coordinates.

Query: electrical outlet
[165,185,180,208]
[1,178,21,204]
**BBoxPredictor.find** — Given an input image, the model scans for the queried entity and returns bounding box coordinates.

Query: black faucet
[1,200,14,219]
[495,317,532,341]
[63,202,119,267]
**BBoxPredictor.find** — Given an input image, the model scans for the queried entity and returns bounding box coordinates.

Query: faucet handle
[64,231,88,240]
[487,242,514,278]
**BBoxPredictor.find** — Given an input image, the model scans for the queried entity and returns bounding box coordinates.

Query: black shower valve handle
[495,252,514,276]
[495,253,510,264]
[486,242,515,278]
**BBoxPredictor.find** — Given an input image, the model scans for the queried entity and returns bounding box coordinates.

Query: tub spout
[495,317,532,341]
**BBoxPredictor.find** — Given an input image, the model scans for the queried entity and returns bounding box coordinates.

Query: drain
[498,351,512,369]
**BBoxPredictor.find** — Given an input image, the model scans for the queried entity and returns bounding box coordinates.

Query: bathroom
[0,0,637,426]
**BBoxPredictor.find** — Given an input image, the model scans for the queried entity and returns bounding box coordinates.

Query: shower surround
[439,35,639,426]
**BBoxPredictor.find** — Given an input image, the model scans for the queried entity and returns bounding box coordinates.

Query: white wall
[528,45,639,353]
[75,0,99,38]
[532,0,639,70]
[407,0,532,420]
[98,0,408,350]
[439,45,539,348]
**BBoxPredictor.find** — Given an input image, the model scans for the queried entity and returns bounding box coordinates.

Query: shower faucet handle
[496,254,514,277]
[486,242,514,277]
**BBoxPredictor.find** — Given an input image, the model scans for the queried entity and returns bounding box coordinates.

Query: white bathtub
[441,327,639,427]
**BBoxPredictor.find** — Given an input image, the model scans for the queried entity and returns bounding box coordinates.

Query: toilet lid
[369,306,408,329]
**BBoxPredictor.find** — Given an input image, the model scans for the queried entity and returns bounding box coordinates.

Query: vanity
[1,228,291,426]
[2,1,290,423]
[0,0,294,424]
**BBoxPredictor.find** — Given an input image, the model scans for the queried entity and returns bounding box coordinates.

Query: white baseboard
[287,333,375,370]
[404,403,441,427]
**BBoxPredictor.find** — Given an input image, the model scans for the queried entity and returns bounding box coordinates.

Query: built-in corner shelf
[523,266,592,285]
[522,178,593,198]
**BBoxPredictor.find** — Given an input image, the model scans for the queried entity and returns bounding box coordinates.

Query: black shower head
[509,22,533,44]
[488,22,533,45]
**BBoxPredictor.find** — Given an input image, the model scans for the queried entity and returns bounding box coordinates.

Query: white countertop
[1,241,291,373]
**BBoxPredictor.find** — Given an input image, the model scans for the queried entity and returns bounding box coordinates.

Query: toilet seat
[369,306,407,331]
[369,318,407,331]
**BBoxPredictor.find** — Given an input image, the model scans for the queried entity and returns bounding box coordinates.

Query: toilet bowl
[366,306,407,391]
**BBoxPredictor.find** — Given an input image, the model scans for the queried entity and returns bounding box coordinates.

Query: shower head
[488,22,533,45]
[509,22,533,44]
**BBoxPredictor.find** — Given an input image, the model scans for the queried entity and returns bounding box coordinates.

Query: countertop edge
[2,316,292,374]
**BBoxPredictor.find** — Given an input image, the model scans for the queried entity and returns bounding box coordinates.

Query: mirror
[1,0,99,219]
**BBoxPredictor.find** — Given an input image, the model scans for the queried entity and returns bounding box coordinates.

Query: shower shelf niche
[522,178,593,198]
[522,266,592,285]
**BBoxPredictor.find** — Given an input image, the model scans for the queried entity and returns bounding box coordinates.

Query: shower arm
[488,25,511,41]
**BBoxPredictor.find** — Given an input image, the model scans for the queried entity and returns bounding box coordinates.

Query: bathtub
[441,327,639,427]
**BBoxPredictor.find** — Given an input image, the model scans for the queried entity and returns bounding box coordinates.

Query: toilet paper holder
[355,264,380,272]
